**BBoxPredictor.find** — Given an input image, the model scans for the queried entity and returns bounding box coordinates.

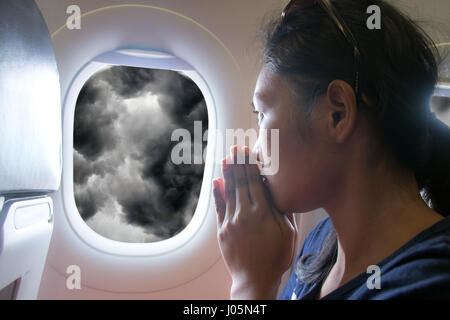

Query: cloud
[73,66,208,242]
[74,79,120,161]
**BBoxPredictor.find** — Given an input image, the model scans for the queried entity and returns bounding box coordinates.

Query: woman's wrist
[230,278,281,300]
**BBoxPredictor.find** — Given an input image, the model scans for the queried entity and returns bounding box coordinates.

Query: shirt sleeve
[278,217,331,300]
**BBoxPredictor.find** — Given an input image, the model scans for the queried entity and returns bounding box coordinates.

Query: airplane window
[431,95,450,126]
[73,65,208,243]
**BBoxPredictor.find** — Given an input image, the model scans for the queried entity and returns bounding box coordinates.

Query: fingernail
[222,155,232,170]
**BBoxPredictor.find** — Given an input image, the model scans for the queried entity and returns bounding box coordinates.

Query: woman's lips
[256,160,269,184]
[256,159,263,171]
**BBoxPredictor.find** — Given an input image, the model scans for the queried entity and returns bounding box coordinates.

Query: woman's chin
[264,187,289,214]
[262,176,298,214]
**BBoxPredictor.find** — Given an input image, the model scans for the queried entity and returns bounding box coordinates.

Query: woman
[212,0,450,299]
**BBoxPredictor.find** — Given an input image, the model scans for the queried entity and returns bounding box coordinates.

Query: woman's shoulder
[386,214,450,262]
[381,215,450,275]
[345,215,450,299]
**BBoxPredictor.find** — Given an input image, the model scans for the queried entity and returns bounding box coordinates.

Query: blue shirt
[279,215,450,299]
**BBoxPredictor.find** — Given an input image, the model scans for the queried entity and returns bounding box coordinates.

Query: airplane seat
[0,0,62,299]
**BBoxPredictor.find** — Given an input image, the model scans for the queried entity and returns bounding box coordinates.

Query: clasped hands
[212,145,298,299]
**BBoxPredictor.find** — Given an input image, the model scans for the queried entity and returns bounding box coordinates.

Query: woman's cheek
[257,126,273,167]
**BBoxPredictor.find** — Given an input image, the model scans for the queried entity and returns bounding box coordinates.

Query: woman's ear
[326,80,358,144]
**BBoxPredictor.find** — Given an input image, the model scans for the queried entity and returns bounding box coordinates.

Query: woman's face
[252,65,337,214]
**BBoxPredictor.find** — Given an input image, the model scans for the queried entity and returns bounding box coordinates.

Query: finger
[217,177,225,203]
[222,155,236,221]
[232,146,251,210]
[244,153,270,207]
[213,179,226,225]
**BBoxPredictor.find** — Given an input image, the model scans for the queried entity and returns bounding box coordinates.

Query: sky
[73,66,208,243]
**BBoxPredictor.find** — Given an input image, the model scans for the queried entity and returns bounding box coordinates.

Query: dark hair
[261,0,450,284]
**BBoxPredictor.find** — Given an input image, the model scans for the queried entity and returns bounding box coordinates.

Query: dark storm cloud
[100,66,208,123]
[74,78,119,161]
[105,66,156,98]
[73,151,91,185]
[74,183,108,220]
[75,190,98,220]
[73,66,208,242]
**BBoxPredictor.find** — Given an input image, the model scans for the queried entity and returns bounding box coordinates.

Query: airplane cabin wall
[33,0,449,299]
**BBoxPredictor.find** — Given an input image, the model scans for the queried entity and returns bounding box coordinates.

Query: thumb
[213,178,226,225]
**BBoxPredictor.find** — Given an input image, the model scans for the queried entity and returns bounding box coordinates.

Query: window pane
[73,66,208,243]
[431,95,450,126]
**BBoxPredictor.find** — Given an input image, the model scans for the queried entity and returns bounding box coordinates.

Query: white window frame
[62,49,217,257]
[434,82,450,98]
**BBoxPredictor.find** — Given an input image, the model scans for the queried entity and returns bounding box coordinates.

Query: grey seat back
[0,0,62,299]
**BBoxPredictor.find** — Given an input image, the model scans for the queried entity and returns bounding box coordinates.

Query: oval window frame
[65,49,216,256]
